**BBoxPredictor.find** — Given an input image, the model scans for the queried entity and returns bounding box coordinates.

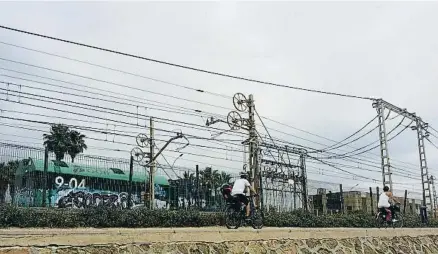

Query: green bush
[0,205,433,228]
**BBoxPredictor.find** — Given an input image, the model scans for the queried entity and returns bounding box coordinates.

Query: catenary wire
[0,25,376,101]
[0,40,232,99]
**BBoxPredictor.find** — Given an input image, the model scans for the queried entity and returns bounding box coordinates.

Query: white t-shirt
[231,179,251,195]
[378,192,390,208]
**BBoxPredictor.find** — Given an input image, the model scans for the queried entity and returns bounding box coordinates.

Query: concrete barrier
[1,227,438,253]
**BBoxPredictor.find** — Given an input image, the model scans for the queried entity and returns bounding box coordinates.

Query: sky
[0,1,438,198]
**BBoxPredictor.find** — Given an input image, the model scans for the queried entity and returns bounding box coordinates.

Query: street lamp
[172,154,184,172]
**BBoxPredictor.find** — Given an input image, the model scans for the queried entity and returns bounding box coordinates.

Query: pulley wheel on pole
[136,134,149,147]
[233,93,248,112]
[131,147,145,162]
[227,111,243,130]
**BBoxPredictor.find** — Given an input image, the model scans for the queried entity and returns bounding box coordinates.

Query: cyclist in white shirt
[231,172,257,218]
[378,186,399,222]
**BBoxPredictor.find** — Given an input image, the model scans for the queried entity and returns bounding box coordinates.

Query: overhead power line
[0,41,231,99]
[427,139,438,150]
[0,86,244,138]
[261,114,423,170]
[0,25,375,100]
[322,118,410,160]
[0,57,232,111]
[313,114,379,153]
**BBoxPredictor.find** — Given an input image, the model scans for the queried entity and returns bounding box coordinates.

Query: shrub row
[0,205,436,228]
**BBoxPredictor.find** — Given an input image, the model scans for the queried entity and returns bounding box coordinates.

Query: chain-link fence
[0,142,241,211]
[0,142,427,214]
[0,142,177,208]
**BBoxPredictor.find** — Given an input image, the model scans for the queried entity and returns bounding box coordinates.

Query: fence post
[376,186,380,204]
[369,187,374,215]
[339,184,344,214]
[421,206,428,224]
[403,190,408,214]
[42,146,49,207]
[128,156,134,208]
[196,165,200,208]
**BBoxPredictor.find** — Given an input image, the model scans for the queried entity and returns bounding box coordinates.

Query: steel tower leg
[374,101,393,191]
[416,120,432,211]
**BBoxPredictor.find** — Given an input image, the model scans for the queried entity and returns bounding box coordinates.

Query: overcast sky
[0,1,437,197]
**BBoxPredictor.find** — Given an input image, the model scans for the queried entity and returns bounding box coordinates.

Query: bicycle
[224,194,263,229]
[375,202,404,228]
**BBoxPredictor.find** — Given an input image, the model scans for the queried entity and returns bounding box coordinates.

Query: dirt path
[1,227,438,247]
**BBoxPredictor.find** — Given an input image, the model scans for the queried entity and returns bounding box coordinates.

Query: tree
[199,167,232,209]
[43,124,87,162]
[182,171,195,208]
[68,130,87,163]
[0,160,20,204]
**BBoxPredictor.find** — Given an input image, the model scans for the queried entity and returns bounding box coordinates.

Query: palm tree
[200,167,223,208]
[68,130,87,163]
[215,171,232,186]
[212,171,232,207]
[43,124,70,161]
[43,124,87,162]
[182,171,195,208]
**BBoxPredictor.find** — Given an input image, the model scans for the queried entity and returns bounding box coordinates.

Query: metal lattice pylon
[374,101,393,191]
[416,119,433,209]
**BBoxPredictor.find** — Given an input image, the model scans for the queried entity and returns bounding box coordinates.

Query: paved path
[1,227,438,246]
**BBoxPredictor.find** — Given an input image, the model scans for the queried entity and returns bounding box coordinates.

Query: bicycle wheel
[375,213,383,228]
[394,213,404,228]
[225,206,241,229]
[251,208,263,229]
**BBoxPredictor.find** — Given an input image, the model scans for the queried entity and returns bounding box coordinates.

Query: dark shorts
[234,194,249,205]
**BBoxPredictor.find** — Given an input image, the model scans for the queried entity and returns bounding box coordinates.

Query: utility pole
[247,94,260,201]
[373,100,393,192]
[300,153,308,211]
[373,99,433,214]
[149,117,155,209]
[131,119,186,209]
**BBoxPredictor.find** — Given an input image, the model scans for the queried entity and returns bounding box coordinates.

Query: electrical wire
[427,138,438,150]
[312,114,379,153]
[0,118,407,183]
[0,40,232,99]
[0,87,245,138]
[308,156,379,181]
[260,115,423,169]
[0,57,232,111]
[0,25,376,101]
[0,76,217,119]
[324,119,412,160]
[0,117,243,154]
[0,85,424,181]
[0,68,229,121]
[2,72,420,174]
